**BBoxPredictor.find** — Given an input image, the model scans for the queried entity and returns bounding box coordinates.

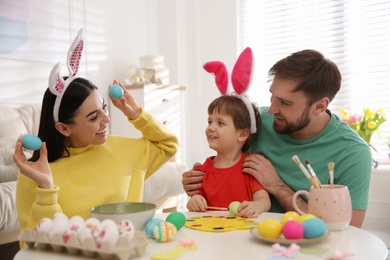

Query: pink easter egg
[282,220,304,240]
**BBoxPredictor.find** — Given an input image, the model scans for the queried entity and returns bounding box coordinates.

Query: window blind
[239,0,390,163]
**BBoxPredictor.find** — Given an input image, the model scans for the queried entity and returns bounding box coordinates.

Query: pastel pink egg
[282,220,304,240]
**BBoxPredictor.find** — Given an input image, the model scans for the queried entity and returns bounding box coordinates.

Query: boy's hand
[187,194,207,212]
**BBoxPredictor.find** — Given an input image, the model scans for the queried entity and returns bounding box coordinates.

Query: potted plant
[339,108,388,168]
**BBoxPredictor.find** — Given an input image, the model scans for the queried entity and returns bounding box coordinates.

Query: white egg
[52,212,69,223]
[48,219,69,241]
[78,226,95,246]
[63,221,84,243]
[84,217,100,231]
[34,218,53,236]
[118,220,136,241]
[69,215,85,224]
[94,219,119,249]
[99,219,117,228]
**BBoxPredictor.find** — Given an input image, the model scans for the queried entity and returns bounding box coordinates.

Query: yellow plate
[250,228,330,245]
[185,215,258,232]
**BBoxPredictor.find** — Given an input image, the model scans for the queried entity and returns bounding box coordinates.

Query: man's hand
[242,153,307,212]
[182,162,204,196]
[242,153,282,193]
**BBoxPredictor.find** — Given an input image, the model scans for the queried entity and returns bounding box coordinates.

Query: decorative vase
[357,130,374,144]
[356,130,378,168]
[369,144,379,169]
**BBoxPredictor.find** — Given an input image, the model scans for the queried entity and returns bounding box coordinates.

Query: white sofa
[0,104,186,247]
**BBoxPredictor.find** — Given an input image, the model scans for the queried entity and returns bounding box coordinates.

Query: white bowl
[90,202,156,231]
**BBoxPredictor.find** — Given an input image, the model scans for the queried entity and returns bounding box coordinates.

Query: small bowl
[90,202,156,231]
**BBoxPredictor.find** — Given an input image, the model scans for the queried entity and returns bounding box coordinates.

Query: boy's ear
[55,122,71,137]
[238,128,250,142]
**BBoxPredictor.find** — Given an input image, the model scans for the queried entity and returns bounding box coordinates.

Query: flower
[339,107,388,144]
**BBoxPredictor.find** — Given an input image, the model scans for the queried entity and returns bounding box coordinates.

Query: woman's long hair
[30,78,98,162]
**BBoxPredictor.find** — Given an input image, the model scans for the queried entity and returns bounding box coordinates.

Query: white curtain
[239,0,390,162]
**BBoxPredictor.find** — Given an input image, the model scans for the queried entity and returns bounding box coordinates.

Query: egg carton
[20,229,149,260]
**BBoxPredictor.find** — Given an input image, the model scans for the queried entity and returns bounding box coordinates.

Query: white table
[15,211,388,260]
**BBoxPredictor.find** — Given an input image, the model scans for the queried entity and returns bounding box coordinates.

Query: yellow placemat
[185,215,258,232]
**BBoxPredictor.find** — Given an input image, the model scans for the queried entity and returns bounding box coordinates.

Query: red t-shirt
[196,153,264,208]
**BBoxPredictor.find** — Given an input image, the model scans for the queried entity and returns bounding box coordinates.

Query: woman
[13,29,178,247]
[13,78,178,247]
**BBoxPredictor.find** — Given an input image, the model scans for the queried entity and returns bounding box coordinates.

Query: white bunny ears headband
[48,28,85,122]
[203,47,257,133]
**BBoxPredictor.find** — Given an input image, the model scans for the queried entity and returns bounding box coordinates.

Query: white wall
[162,0,240,168]
[0,0,238,169]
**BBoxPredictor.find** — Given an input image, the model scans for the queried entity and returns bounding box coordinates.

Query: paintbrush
[304,159,323,189]
[328,162,335,188]
[206,206,228,211]
[292,155,319,188]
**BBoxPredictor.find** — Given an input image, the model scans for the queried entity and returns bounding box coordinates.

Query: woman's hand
[12,138,54,189]
[109,80,141,120]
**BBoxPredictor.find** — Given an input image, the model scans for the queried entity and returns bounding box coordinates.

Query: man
[182,49,371,228]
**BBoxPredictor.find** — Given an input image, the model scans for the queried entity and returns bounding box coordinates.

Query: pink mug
[292,185,352,231]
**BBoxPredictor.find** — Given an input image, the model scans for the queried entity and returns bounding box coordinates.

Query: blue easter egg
[144,218,163,238]
[22,134,42,150]
[109,84,124,99]
[302,218,327,238]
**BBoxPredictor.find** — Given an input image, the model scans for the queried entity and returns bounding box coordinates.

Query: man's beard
[273,107,311,135]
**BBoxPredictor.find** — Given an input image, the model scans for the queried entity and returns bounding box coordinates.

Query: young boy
[186,95,271,218]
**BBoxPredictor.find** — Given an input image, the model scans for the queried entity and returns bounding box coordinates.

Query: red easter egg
[282,220,304,240]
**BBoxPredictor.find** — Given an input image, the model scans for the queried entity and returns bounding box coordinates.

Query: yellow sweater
[16,108,178,246]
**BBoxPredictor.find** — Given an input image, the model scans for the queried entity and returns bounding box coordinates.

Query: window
[239,0,390,163]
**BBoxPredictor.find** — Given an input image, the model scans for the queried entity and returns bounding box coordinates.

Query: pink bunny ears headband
[49,28,85,122]
[203,47,257,133]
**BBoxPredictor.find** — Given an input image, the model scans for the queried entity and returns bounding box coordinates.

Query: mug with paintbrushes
[292,184,352,231]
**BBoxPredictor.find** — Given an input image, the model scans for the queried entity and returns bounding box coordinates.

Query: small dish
[250,228,330,245]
